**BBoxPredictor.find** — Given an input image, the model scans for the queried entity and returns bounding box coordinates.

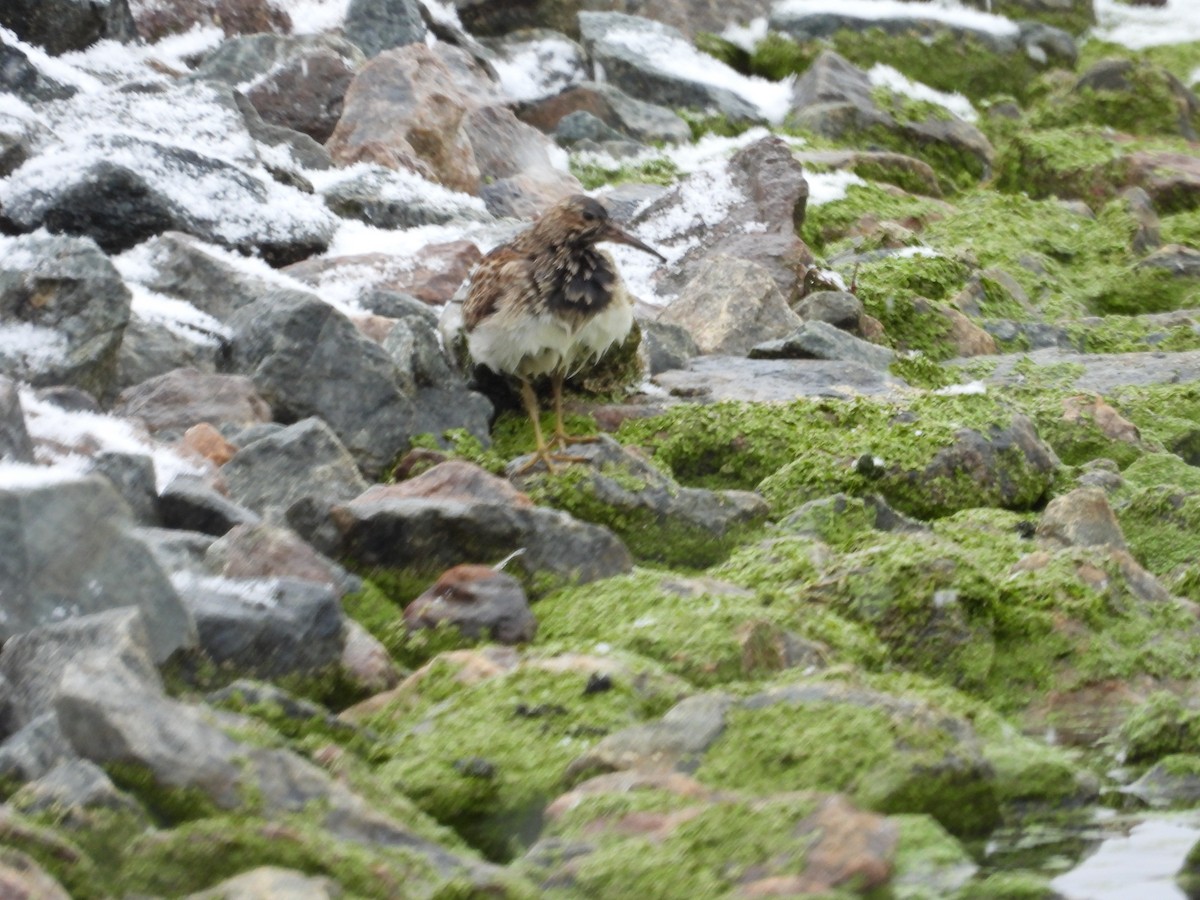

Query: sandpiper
[463,194,664,471]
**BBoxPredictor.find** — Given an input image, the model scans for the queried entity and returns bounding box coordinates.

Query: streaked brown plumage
[464,194,664,471]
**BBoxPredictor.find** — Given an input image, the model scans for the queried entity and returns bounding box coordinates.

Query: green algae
[1077,40,1200,86]
[1119,691,1200,764]
[992,127,1128,205]
[368,658,675,861]
[889,813,977,900]
[956,871,1059,899]
[803,182,949,256]
[570,156,682,191]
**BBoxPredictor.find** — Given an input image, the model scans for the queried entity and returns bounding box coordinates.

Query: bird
[463,194,664,472]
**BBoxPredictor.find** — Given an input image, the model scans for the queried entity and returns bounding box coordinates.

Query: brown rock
[246,47,358,143]
[0,848,71,900]
[214,0,290,36]
[1061,394,1140,443]
[114,369,273,435]
[181,422,238,467]
[326,44,482,192]
[1127,150,1200,214]
[940,305,997,357]
[206,523,346,586]
[340,620,401,694]
[405,563,537,644]
[1037,486,1127,550]
[283,242,482,306]
[366,459,533,507]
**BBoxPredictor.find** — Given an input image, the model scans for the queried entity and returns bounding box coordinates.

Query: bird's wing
[558,249,616,310]
[463,246,533,330]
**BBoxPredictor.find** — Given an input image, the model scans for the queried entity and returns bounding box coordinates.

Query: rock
[343,0,427,57]
[465,104,584,217]
[661,256,803,355]
[206,523,353,590]
[0,476,193,662]
[1121,757,1200,809]
[1137,244,1200,278]
[340,620,401,693]
[0,376,34,462]
[516,81,692,144]
[228,289,416,477]
[631,135,811,299]
[320,166,490,229]
[333,471,633,587]
[221,418,369,526]
[0,0,135,56]
[159,475,263,536]
[795,149,942,197]
[172,574,345,678]
[1128,151,1200,214]
[115,316,226,392]
[10,758,141,815]
[1121,186,1162,254]
[481,29,587,104]
[579,12,763,124]
[326,44,487,190]
[510,435,768,566]
[0,37,75,104]
[184,866,342,900]
[639,320,699,374]
[0,848,71,900]
[180,423,239,467]
[654,355,908,402]
[0,714,74,785]
[406,564,537,644]
[750,320,896,370]
[131,0,291,40]
[973,348,1200,393]
[283,240,482,306]
[1,129,336,263]
[794,290,867,333]
[1072,58,1200,140]
[1037,487,1128,550]
[0,233,131,399]
[114,369,272,437]
[87,451,160,526]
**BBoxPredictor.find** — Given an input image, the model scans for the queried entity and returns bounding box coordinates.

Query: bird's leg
[510,378,558,474]
[551,370,599,449]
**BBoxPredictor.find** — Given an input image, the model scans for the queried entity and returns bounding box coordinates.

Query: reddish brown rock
[283,242,482,305]
[206,523,347,586]
[371,459,533,507]
[245,47,358,143]
[114,369,272,435]
[405,563,537,644]
[1061,395,1140,444]
[180,422,238,467]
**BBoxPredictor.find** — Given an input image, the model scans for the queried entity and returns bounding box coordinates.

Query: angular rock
[184,866,342,900]
[750,320,896,370]
[485,30,588,104]
[654,355,908,401]
[158,475,262,537]
[87,451,160,526]
[206,523,354,591]
[172,574,345,678]
[1,132,336,264]
[0,713,74,785]
[406,564,537,644]
[282,240,482,306]
[221,417,369,525]
[320,165,490,229]
[326,44,485,190]
[631,135,811,298]
[0,476,193,662]
[343,0,428,57]
[639,320,699,375]
[661,256,803,355]
[578,12,763,124]
[1137,244,1200,278]
[517,80,691,144]
[0,35,75,103]
[974,348,1200,393]
[795,148,942,197]
[511,435,768,566]
[0,0,136,56]
[0,233,131,398]
[228,289,416,477]
[0,848,71,900]
[115,316,226,392]
[114,369,272,437]
[0,376,34,463]
[11,758,141,815]
[333,476,632,586]
[1128,151,1200,214]
[1037,487,1127,550]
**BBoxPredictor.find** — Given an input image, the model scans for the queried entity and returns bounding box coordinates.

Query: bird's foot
[552,430,601,450]
[510,448,589,476]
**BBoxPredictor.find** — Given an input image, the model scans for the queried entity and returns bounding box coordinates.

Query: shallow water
[1050,812,1200,900]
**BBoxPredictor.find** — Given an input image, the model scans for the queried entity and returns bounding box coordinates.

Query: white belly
[467,309,575,379]
[566,298,634,373]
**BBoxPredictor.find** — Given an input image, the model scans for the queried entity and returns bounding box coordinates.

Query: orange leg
[510,379,587,475]
[551,370,599,449]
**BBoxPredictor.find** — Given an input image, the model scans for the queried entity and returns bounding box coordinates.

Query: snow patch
[772,0,1020,37]
[868,63,977,122]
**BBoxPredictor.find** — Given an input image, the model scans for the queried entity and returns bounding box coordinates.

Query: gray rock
[0,36,75,103]
[0,0,136,56]
[1037,487,1127,550]
[222,417,369,525]
[344,0,428,57]
[228,289,416,477]
[10,759,142,815]
[0,476,193,662]
[517,80,692,144]
[1,133,336,265]
[631,135,810,298]
[653,355,909,402]
[0,714,74,784]
[578,12,764,124]
[191,32,365,92]
[1122,760,1200,808]
[115,316,225,392]
[321,166,490,229]
[172,574,345,678]
[183,866,342,899]
[0,846,72,899]
[510,436,768,566]
[0,377,33,462]
[1121,186,1162,254]
[87,452,160,526]
[795,290,866,332]
[1138,244,1200,277]
[114,369,272,438]
[406,565,537,644]
[639,320,699,374]
[0,233,131,399]
[134,527,218,580]
[158,475,263,537]
[661,256,803,355]
[750,320,896,370]
[128,231,286,323]
[970,347,1200,393]
[334,488,633,587]
[554,110,628,146]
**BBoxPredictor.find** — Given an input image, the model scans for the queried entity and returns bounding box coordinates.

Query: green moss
[693,688,1000,837]
[746,32,818,80]
[803,182,949,256]
[1065,317,1200,354]
[369,659,673,861]
[104,762,222,825]
[678,110,754,141]
[570,155,682,191]
[1078,40,1200,86]
[890,814,976,899]
[891,353,956,389]
[1025,395,1145,470]
[993,127,1128,204]
[1119,691,1200,764]
[852,255,969,358]
[1116,485,1200,575]
[694,31,750,72]
[0,810,102,899]
[956,871,1059,899]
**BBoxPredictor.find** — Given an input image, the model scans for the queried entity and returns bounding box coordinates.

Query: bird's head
[538,194,666,261]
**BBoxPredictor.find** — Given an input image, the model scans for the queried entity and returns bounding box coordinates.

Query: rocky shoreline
[4,0,1200,896]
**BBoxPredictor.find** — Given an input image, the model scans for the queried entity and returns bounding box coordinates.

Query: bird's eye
[582,210,597,222]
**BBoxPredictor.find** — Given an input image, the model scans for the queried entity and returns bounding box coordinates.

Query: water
[1050,813,1200,900]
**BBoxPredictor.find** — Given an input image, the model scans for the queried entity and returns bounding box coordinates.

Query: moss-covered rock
[993,127,1129,204]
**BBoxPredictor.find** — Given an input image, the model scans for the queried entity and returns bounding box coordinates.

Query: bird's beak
[600,222,666,261]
